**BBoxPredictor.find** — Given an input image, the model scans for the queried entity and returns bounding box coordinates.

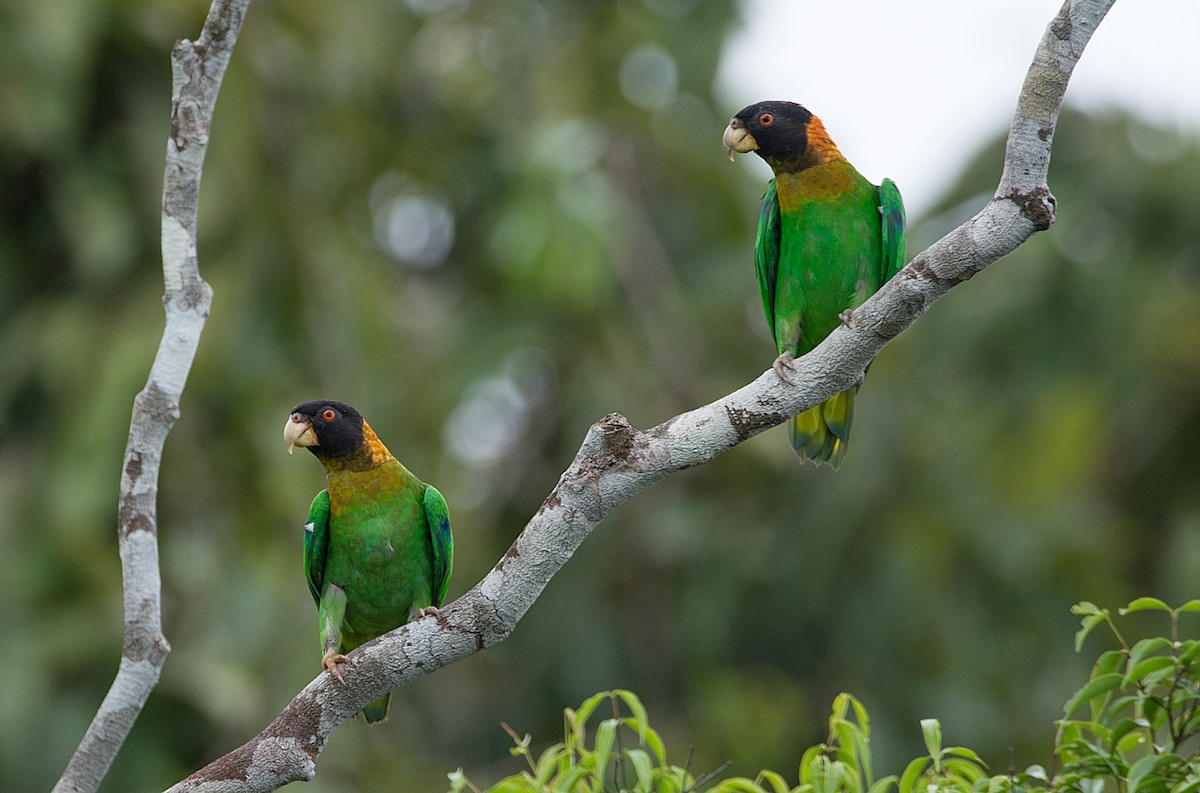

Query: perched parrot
[723,100,905,468]
[284,399,453,723]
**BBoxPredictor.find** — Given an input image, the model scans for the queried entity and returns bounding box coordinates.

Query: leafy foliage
[448,690,703,793]
[1055,599,1200,793]
[458,601,1200,793]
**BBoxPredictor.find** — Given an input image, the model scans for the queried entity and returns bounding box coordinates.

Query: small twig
[683,760,734,793]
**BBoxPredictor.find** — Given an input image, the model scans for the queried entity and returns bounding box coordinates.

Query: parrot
[722,100,905,468]
[284,399,453,723]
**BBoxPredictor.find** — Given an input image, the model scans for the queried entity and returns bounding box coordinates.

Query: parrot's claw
[322,650,352,687]
[416,605,442,619]
[772,352,798,386]
[838,308,855,328]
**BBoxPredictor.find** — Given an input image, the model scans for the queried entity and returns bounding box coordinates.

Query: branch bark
[163,1,1116,790]
[53,2,250,792]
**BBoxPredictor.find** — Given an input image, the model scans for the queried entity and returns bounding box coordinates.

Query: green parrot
[723,100,905,468]
[284,399,453,723]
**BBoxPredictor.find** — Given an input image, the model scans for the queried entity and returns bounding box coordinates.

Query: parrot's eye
[758,112,774,127]
[321,408,337,422]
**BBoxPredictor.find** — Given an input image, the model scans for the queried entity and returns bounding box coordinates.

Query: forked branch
[53,2,250,792]
[164,1,1116,790]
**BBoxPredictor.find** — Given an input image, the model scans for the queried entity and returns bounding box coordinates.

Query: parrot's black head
[284,399,366,460]
[723,100,840,171]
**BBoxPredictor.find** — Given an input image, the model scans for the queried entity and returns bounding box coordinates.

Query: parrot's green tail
[790,389,854,469]
[362,692,392,724]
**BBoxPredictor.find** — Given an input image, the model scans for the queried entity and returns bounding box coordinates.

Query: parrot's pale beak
[722,122,757,161]
[284,413,318,454]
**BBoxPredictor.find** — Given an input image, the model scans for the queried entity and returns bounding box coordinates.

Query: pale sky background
[718,0,1200,218]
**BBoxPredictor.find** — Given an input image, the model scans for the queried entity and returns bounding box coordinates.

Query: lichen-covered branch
[52,2,250,792]
[164,1,1116,790]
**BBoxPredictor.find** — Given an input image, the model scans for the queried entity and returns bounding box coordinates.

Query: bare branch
[52,2,250,792]
[164,1,1116,790]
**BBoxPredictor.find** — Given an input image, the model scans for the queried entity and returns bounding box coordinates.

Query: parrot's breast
[771,161,884,355]
[324,466,435,642]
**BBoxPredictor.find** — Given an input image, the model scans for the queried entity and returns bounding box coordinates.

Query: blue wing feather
[422,485,454,607]
[878,177,906,283]
[303,489,331,608]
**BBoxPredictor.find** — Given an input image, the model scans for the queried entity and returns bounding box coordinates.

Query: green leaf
[625,749,655,793]
[823,761,848,793]
[852,725,874,785]
[982,775,1008,793]
[1073,602,1104,617]
[867,775,899,793]
[800,745,825,784]
[1143,696,1168,733]
[631,721,669,766]
[534,743,568,788]
[833,722,861,773]
[756,770,794,793]
[1128,753,1175,793]
[714,780,770,793]
[849,695,872,737]
[1064,673,1123,718]
[810,756,833,793]
[1103,693,1143,723]
[1169,775,1200,793]
[615,690,649,744]
[1096,650,1126,677]
[1115,727,1147,756]
[944,747,986,765]
[920,719,943,763]
[942,758,987,783]
[1077,613,1110,653]
[572,691,610,733]
[835,763,864,793]
[485,775,537,793]
[1064,720,1113,748]
[1174,600,1200,615]
[1178,641,1200,666]
[1121,597,1172,615]
[1128,638,1174,668]
[1124,656,1176,688]
[591,718,616,775]
[899,757,930,793]
[1107,717,1143,750]
[1058,719,1083,746]
[831,692,852,725]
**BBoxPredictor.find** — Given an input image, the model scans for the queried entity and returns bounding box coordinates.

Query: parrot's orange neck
[360,422,396,467]
[317,420,397,473]
[765,115,845,174]
[804,116,844,165]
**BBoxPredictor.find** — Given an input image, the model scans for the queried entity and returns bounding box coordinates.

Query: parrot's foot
[772,352,798,386]
[838,308,855,328]
[416,605,442,619]
[322,649,352,687]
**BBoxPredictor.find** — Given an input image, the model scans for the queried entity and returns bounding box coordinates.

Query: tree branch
[165,0,1114,790]
[52,2,250,792]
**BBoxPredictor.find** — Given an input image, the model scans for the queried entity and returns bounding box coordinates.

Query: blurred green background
[4,0,1200,790]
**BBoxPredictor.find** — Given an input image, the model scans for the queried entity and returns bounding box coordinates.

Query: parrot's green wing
[423,484,453,608]
[303,489,331,607]
[754,179,782,348]
[878,177,906,283]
